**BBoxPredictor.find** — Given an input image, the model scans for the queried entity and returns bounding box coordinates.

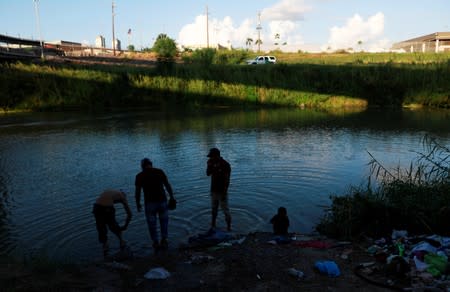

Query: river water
[0,108,449,262]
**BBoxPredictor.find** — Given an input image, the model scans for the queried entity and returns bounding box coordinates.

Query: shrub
[317,135,450,239]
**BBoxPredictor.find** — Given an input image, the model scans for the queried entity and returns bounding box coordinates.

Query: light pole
[33,0,44,59]
[206,5,209,48]
[256,12,262,53]
[112,1,116,56]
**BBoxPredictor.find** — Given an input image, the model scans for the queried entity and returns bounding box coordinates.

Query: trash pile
[356,229,450,290]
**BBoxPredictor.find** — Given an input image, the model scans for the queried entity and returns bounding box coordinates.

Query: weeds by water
[317,135,450,239]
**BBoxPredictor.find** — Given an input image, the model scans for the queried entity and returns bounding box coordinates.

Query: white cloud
[261,0,311,22]
[323,12,388,51]
[178,14,254,48]
[177,0,310,52]
[178,15,208,47]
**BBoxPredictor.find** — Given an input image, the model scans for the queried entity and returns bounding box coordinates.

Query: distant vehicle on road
[246,55,277,65]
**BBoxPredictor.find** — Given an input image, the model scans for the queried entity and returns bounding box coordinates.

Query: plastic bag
[144,267,171,279]
[314,260,340,277]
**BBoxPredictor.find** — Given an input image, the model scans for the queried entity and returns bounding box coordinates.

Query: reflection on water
[0,108,449,262]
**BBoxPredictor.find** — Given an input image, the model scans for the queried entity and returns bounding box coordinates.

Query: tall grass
[317,135,450,239]
[1,52,449,111]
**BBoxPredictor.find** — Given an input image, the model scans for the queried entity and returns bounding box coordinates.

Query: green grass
[1,51,450,111]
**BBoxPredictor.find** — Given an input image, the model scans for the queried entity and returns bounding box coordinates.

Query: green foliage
[187,48,216,66]
[214,49,249,65]
[1,52,450,111]
[127,45,135,52]
[317,135,450,239]
[182,48,249,65]
[152,33,177,61]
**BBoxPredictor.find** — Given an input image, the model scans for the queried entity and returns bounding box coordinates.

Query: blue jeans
[144,201,169,243]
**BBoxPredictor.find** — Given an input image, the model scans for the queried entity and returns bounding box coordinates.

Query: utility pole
[256,12,262,53]
[33,0,44,60]
[112,1,116,56]
[206,5,209,48]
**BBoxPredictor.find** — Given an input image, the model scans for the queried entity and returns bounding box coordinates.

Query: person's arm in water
[135,184,142,212]
[120,192,133,230]
[162,172,174,199]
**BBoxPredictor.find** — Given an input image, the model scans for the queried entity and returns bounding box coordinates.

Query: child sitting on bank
[270,206,290,236]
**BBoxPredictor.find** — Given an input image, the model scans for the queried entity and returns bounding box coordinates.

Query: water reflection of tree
[0,156,12,252]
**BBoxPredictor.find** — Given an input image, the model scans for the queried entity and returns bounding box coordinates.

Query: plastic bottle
[287,268,304,279]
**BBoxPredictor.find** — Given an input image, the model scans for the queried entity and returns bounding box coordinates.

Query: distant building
[95,35,105,48]
[392,32,450,53]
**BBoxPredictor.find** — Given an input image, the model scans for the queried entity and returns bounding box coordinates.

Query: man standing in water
[93,189,132,257]
[135,158,175,251]
[206,147,232,231]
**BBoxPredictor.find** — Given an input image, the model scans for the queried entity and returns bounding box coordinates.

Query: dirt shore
[2,231,395,291]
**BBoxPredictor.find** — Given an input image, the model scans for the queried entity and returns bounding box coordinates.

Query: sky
[0,0,449,52]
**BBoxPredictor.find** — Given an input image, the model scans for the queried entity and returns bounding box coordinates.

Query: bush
[152,34,177,62]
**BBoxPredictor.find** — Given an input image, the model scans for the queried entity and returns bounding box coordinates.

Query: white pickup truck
[246,55,277,65]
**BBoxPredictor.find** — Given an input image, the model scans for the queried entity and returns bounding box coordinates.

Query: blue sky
[0,0,448,52]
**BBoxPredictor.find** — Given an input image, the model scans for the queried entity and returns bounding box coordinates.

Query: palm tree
[357,40,363,52]
[255,39,263,52]
[274,33,280,47]
[246,38,253,49]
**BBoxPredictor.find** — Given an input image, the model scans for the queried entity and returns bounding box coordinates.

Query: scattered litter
[411,241,438,254]
[144,267,171,279]
[188,253,215,264]
[217,242,232,247]
[188,228,233,248]
[314,261,340,277]
[424,253,447,277]
[413,256,429,272]
[391,229,408,240]
[287,267,304,279]
[358,262,376,268]
[355,230,450,291]
[294,240,333,249]
[374,237,387,245]
[340,249,353,260]
[104,261,131,271]
[230,236,246,245]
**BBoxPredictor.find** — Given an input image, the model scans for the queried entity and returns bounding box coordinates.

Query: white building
[392,32,450,53]
[95,35,105,48]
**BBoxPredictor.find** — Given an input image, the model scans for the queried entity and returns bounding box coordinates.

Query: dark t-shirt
[207,157,231,193]
[270,214,290,235]
[135,168,169,202]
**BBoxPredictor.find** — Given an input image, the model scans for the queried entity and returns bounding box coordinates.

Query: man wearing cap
[135,158,175,251]
[206,147,232,231]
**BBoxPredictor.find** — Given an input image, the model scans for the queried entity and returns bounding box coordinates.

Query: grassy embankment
[0,52,449,111]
